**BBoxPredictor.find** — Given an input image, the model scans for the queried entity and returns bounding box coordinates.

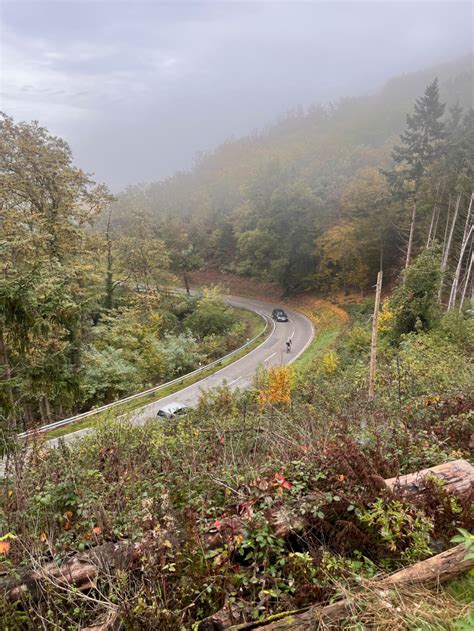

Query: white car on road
[157,402,191,419]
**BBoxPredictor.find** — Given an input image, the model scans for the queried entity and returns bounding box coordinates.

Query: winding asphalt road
[43,295,314,447]
[131,295,314,424]
[0,297,315,474]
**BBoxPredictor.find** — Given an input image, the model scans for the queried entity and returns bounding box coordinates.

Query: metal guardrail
[17,309,269,439]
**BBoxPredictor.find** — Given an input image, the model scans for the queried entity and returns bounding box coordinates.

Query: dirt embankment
[188,269,350,329]
[188,269,283,300]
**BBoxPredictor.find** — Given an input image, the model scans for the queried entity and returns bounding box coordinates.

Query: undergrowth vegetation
[1,49,473,631]
[1,271,472,629]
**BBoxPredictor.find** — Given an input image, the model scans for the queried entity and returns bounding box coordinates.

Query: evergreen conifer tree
[388,79,445,267]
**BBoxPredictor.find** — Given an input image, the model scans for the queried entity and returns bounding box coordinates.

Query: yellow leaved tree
[257,366,292,410]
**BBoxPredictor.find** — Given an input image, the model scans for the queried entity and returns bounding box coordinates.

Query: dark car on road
[272,308,289,322]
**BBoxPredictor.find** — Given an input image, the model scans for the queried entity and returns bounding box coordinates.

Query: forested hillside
[1,55,474,630]
[0,115,254,430]
[1,56,473,433]
[108,56,473,294]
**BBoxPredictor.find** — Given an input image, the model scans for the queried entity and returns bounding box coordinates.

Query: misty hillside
[2,9,474,625]
[109,56,473,293]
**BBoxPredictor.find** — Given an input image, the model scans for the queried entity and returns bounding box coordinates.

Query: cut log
[2,540,140,602]
[378,542,474,588]
[3,461,473,615]
[227,543,474,629]
[204,461,473,549]
[385,459,473,499]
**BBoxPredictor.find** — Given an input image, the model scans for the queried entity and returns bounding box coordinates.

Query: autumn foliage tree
[257,366,292,409]
[0,113,113,427]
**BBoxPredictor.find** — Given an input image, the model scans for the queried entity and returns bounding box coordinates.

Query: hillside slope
[108,56,473,292]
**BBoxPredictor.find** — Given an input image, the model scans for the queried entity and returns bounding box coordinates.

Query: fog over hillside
[1,1,472,189]
[2,5,474,627]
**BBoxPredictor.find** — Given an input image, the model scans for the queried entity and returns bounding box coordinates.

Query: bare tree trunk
[460,193,473,246]
[441,193,461,271]
[426,205,436,248]
[448,224,474,310]
[38,399,46,424]
[44,397,52,422]
[183,271,190,295]
[426,183,441,247]
[368,271,383,401]
[447,193,473,309]
[432,200,441,243]
[459,248,474,310]
[405,197,417,268]
[379,229,384,272]
[440,193,462,300]
[441,194,452,258]
[25,405,34,428]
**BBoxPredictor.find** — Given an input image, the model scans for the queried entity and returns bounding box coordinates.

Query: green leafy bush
[383,247,443,343]
[359,498,433,561]
[184,293,237,338]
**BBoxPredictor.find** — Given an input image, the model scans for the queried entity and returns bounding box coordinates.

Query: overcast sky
[1,1,472,190]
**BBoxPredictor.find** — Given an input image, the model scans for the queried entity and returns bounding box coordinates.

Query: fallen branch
[1,540,140,602]
[225,543,474,629]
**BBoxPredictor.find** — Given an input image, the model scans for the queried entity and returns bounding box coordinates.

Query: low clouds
[1,2,472,190]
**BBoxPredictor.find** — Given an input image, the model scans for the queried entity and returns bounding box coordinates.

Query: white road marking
[227,377,241,386]
[40,302,314,449]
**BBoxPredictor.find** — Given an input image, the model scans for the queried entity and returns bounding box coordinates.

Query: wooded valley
[1,55,473,630]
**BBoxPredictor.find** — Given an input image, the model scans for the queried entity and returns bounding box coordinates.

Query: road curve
[131,295,314,424]
[46,296,314,446]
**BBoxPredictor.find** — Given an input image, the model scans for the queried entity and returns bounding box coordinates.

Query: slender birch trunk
[456,192,473,262]
[448,224,474,310]
[368,271,383,401]
[441,194,452,259]
[432,201,441,243]
[459,248,474,311]
[426,183,441,247]
[439,194,461,300]
[405,197,417,268]
[442,193,461,271]
[447,193,473,309]
[426,204,436,248]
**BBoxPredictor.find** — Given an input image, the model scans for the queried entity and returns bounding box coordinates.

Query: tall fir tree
[388,79,445,267]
